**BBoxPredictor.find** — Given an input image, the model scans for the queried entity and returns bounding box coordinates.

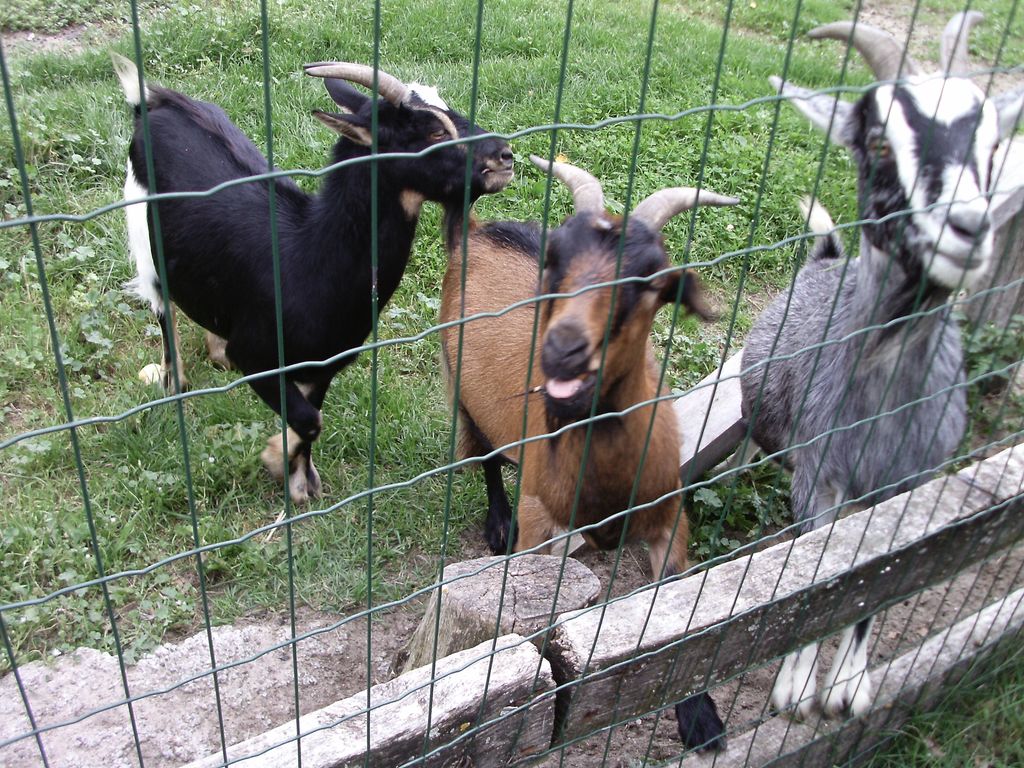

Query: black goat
[113,55,513,503]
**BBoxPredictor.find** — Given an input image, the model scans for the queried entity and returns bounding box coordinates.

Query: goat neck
[309,144,420,307]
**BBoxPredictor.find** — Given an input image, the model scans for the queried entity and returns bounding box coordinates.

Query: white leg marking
[260,428,303,481]
[123,161,162,314]
[821,622,874,717]
[125,160,184,388]
[261,427,320,504]
[772,643,819,720]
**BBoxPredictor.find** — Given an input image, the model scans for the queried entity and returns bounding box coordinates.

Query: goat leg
[645,501,690,581]
[482,456,514,554]
[157,305,188,394]
[205,331,234,370]
[512,494,553,554]
[251,377,324,504]
[675,693,725,752]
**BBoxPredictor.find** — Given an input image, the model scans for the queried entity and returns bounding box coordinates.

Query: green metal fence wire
[2,0,1023,765]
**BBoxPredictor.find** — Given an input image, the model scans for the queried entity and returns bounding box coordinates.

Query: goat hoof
[138,363,163,386]
[305,460,322,499]
[162,376,189,394]
[772,645,819,721]
[675,693,725,752]
[821,670,872,718]
[288,472,310,504]
[139,363,187,394]
[205,332,234,370]
[283,453,320,505]
[485,519,514,555]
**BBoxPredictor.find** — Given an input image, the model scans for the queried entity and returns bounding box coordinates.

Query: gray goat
[740,12,1023,720]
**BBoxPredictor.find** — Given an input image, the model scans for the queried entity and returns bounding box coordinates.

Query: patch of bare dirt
[3,27,92,58]
[856,3,1024,94]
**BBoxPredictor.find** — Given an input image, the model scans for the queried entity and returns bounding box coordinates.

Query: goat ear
[313,110,373,146]
[323,78,368,113]
[994,87,1024,140]
[656,270,717,321]
[771,76,855,149]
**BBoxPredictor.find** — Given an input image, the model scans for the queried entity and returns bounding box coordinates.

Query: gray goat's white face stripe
[872,77,998,288]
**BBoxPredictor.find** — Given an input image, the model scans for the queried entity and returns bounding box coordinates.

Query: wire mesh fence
[1,0,1023,765]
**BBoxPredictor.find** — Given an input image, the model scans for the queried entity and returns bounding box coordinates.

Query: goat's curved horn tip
[807,20,921,80]
[941,11,984,76]
[528,155,606,216]
[703,193,741,207]
[529,154,553,172]
[303,63,339,76]
[631,188,738,231]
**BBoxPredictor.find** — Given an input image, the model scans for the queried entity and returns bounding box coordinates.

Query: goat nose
[542,323,590,377]
[946,203,990,240]
[500,148,514,170]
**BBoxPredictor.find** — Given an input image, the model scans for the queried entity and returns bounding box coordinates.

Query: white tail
[111,52,149,107]
[798,195,835,237]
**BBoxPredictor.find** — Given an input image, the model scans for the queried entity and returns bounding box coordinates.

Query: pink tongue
[546,378,583,400]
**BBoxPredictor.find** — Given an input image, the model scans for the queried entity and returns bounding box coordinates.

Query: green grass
[867,648,1024,768]
[1,0,145,33]
[0,0,858,665]
[1,2,1021,751]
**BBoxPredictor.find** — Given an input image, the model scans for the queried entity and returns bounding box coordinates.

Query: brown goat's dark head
[530,156,736,421]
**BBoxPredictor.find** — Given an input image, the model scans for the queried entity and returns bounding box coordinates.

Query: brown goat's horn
[808,21,921,81]
[529,155,605,215]
[941,11,984,76]
[631,188,739,231]
[304,62,411,107]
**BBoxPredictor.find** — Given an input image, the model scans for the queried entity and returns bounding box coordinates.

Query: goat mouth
[542,372,598,416]
[481,167,514,190]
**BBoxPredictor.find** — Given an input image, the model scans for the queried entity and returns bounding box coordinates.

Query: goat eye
[869,138,892,160]
[430,129,449,142]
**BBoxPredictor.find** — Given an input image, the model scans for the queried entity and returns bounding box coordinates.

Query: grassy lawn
[2,0,1023,761]
[866,647,1024,768]
[1,0,862,664]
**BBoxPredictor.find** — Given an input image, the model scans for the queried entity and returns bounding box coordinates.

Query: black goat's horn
[631,188,739,231]
[941,11,984,76]
[304,62,411,107]
[529,155,605,215]
[808,21,921,81]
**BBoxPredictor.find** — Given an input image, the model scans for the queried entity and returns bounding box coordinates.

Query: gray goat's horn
[304,62,411,107]
[530,155,605,215]
[808,21,921,81]
[631,188,739,231]
[941,11,984,76]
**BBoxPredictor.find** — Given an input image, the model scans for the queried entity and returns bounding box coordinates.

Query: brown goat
[439,156,737,751]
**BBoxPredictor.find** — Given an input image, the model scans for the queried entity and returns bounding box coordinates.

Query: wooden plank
[546,444,1024,744]
[674,351,747,481]
[677,586,1024,767]
[184,635,555,768]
